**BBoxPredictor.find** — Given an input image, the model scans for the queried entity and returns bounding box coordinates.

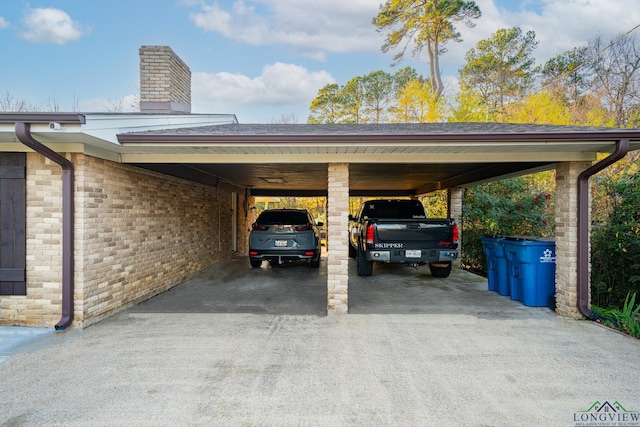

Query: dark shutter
[0,153,27,295]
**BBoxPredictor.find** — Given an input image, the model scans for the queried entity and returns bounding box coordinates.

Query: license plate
[406,250,421,258]
[275,240,288,247]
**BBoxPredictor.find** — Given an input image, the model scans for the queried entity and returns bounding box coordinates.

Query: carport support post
[447,187,463,269]
[327,163,349,314]
[554,161,592,318]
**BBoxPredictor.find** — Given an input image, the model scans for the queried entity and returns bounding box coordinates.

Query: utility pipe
[577,138,629,319]
[15,122,75,330]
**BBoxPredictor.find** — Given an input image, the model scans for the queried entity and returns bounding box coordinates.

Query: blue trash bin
[480,235,509,295]
[504,236,556,307]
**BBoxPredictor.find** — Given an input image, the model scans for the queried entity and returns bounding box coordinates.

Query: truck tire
[357,245,373,276]
[429,262,452,278]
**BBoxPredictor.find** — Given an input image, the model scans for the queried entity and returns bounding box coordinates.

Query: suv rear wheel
[310,257,320,268]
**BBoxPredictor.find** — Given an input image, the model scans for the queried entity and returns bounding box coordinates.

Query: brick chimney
[139,46,191,114]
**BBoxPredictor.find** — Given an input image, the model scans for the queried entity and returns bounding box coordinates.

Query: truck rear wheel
[429,262,452,278]
[357,245,373,276]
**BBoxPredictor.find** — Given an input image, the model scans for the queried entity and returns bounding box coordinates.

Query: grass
[592,292,640,339]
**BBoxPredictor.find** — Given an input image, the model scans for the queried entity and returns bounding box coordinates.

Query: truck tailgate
[374,220,453,243]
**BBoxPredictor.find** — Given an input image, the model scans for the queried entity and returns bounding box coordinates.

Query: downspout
[577,138,629,320]
[15,122,75,330]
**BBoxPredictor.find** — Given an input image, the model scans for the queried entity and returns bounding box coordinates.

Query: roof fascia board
[117,130,640,145]
[120,152,597,164]
[0,113,86,124]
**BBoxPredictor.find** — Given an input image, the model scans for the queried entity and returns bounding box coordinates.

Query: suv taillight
[252,223,268,231]
[452,223,459,244]
[366,225,375,245]
[294,224,313,231]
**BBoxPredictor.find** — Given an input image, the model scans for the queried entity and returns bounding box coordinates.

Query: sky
[1,0,639,123]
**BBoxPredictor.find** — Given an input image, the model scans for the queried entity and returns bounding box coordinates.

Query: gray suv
[249,209,323,268]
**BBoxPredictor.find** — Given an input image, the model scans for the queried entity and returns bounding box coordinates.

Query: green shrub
[592,292,640,338]
[590,172,640,309]
[462,173,555,274]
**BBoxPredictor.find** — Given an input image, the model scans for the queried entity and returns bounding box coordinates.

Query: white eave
[0,112,238,161]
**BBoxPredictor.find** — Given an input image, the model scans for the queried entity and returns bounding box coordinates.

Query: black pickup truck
[348,199,459,277]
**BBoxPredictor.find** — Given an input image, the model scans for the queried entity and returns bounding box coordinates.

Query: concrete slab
[0,326,54,366]
[1,257,639,426]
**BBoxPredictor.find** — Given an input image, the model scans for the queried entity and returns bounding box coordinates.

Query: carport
[2,45,640,328]
[116,122,640,319]
[2,112,640,327]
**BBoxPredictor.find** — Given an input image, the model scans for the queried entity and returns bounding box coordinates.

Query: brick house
[1,46,639,329]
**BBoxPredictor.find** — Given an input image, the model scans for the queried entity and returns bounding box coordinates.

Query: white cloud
[19,8,89,44]
[0,17,9,29]
[191,62,335,117]
[449,0,640,69]
[189,0,380,59]
[511,0,640,62]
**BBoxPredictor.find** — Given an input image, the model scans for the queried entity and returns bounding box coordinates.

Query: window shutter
[0,153,27,295]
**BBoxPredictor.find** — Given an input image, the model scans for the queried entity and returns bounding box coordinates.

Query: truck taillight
[452,223,459,244]
[366,225,375,245]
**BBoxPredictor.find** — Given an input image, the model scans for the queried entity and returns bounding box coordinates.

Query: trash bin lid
[505,235,556,245]
[505,235,532,241]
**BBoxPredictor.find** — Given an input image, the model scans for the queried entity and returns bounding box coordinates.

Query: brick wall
[0,153,248,327]
[555,161,591,318]
[0,154,65,325]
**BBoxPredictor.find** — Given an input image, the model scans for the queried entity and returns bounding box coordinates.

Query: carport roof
[118,122,640,142]
[2,114,640,196]
[117,122,640,196]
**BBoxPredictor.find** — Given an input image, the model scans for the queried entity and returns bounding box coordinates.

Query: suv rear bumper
[249,249,320,263]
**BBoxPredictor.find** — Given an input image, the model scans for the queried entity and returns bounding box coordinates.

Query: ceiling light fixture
[259,177,287,184]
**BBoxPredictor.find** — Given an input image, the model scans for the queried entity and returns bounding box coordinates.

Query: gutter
[15,122,75,330]
[577,138,629,320]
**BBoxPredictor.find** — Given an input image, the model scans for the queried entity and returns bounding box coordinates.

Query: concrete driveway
[1,257,639,426]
